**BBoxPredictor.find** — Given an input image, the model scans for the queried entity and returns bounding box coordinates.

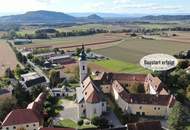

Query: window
[33,124,36,127]
[139,106,142,109]
[6,127,9,130]
[13,126,16,129]
[34,129,36,130]
[26,125,29,127]
[102,103,104,106]
[85,92,87,95]
[154,107,156,110]
[158,107,160,110]
[81,104,83,108]
[83,66,85,70]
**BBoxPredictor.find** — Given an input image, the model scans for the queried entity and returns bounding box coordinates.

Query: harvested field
[15,33,126,50]
[95,39,190,64]
[0,40,20,77]
[162,32,190,43]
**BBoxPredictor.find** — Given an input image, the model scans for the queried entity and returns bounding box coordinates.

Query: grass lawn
[92,59,150,74]
[58,119,96,129]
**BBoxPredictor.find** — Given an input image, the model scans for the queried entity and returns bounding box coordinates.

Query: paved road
[53,99,79,125]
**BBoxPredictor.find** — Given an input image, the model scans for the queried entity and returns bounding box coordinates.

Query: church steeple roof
[80,44,87,61]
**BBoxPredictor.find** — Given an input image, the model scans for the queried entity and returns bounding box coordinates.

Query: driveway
[53,98,79,125]
[104,111,123,128]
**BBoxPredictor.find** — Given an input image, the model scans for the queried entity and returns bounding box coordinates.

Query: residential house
[1,93,46,130]
[20,72,47,91]
[111,80,175,117]
[1,109,40,130]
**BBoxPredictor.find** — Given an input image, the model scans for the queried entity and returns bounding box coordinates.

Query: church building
[76,45,107,119]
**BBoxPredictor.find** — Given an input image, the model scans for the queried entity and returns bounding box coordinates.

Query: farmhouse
[48,55,75,65]
[1,93,46,130]
[76,45,107,119]
[111,80,175,117]
[20,72,47,91]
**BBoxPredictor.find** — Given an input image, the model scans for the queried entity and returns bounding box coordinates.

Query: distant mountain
[87,14,104,21]
[0,10,76,24]
[141,15,190,21]
[69,13,146,18]
[1,10,190,24]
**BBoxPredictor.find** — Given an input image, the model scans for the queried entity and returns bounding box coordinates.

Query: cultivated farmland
[0,40,20,77]
[94,39,190,64]
[15,33,126,50]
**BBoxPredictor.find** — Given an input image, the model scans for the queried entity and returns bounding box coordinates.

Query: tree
[5,68,14,78]
[13,83,31,107]
[76,48,82,56]
[53,48,59,54]
[86,48,91,53]
[77,119,84,126]
[14,64,25,78]
[49,70,60,88]
[186,85,190,100]
[177,60,189,69]
[60,50,65,54]
[0,97,17,121]
[127,83,145,94]
[168,101,186,130]
[91,116,109,128]
[31,85,46,100]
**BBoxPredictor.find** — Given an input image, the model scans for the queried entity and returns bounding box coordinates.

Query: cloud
[113,0,131,4]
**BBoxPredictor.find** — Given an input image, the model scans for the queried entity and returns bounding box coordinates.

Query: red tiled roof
[100,72,146,84]
[82,77,103,103]
[127,121,162,130]
[2,109,40,126]
[112,80,175,106]
[145,74,168,95]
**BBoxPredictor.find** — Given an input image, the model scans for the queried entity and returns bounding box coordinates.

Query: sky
[0,0,190,16]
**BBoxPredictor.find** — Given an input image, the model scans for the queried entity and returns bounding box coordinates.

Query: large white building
[76,45,107,119]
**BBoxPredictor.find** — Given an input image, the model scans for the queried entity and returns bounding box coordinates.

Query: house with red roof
[111,80,175,117]
[1,109,40,130]
[1,93,46,130]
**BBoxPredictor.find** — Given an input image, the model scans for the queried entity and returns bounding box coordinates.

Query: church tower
[79,44,88,84]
